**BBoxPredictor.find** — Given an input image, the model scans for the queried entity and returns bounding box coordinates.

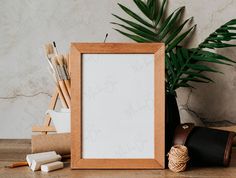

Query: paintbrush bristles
[64,54,69,66]
[53,56,59,64]
[57,55,64,66]
[56,55,70,80]
[43,41,71,108]
[44,44,54,57]
[63,54,70,79]
[51,56,61,81]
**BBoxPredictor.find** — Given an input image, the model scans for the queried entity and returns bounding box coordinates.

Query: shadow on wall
[183,47,236,126]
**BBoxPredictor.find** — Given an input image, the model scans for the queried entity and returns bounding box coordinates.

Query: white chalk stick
[31,154,61,171]
[26,151,57,166]
[41,161,64,172]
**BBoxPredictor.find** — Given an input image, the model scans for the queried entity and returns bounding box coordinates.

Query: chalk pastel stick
[31,154,61,171]
[41,161,64,172]
[26,151,57,166]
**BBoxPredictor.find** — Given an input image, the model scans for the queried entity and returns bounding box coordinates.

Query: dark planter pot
[165,93,180,155]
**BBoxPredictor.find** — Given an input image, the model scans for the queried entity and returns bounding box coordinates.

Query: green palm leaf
[117,3,154,28]
[155,0,167,26]
[165,17,193,45]
[133,0,153,20]
[111,14,157,36]
[166,47,220,91]
[166,25,196,52]
[113,28,151,42]
[157,6,185,40]
[111,22,156,41]
[199,20,236,49]
[112,0,236,94]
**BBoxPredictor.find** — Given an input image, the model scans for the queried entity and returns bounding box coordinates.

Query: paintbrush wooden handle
[58,80,71,108]
[5,162,28,168]
[64,79,71,97]
[57,85,68,108]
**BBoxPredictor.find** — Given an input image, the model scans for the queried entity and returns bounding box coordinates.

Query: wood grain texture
[31,133,70,155]
[154,46,165,167]
[58,80,71,108]
[70,43,165,169]
[57,85,69,108]
[0,140,236,178]
[73,159,162,169]
[31,126,56,132]
[72,43,164,53]
[0,139,31,161]
[70,44,82,168]
[64,79,71,97]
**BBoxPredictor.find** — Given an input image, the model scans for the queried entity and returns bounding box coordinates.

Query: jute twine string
[167,145,190,173]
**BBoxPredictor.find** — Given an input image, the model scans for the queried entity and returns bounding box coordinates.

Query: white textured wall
[0,0,236,138]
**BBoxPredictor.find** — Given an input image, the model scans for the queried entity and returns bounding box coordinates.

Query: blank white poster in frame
[70,43,165,169]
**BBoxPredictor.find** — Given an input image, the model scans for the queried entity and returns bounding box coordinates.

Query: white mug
[46,109,70,133]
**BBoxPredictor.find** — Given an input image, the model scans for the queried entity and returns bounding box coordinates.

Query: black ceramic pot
[165,93,180,155]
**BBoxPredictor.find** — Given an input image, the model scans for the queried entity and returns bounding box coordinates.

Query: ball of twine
[167,145,190,173]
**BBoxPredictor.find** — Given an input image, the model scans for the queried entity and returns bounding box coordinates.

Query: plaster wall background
[0,0,236,138]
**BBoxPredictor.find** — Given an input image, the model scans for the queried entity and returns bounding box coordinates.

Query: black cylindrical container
[165,94,181,167]
[174,123,235,167]
[165,94,180,152]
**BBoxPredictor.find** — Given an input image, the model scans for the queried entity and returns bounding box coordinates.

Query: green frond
[157,6,185,40]
[113,28,152,42]
[112,1,236,94]
[155,0,167,26]
[165,17,193,45]
[117,3,154,28]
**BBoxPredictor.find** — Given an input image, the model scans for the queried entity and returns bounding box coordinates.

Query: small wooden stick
[57,85,68,108]
[42,87,58,134]
[64,80,71,97]
[58,80,71,108]
[32,125,56,132]
[5,162,28,168]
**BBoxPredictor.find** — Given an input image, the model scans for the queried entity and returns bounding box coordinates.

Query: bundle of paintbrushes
[44,42,71,108]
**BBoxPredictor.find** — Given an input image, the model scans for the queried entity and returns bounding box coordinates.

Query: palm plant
[111,0,236,96]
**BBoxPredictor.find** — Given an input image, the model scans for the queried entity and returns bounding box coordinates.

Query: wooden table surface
[0,139,236,178]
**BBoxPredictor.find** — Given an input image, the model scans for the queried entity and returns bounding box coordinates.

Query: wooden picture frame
[70,43,165,169]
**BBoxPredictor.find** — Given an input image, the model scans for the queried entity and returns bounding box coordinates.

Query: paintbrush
[51,56,71,108]
[44,43,69,108]
[53,41,59,55]
[43,43,55,71]
[56,55,71,97]
[64,53,70,77]
[48,67,68,108]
